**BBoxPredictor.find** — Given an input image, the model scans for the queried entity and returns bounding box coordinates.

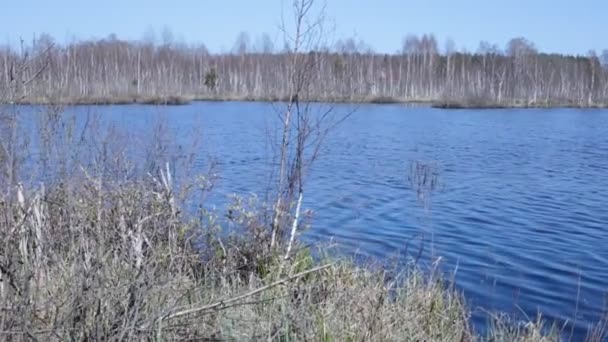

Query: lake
[15,101,608,338]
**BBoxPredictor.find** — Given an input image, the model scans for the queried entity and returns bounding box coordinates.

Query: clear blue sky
[1,0,606,55]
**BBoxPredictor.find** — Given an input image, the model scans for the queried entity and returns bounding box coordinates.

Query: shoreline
[4,95,608,109]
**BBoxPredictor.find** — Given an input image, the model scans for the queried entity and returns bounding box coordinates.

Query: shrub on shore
[0,176,570,341]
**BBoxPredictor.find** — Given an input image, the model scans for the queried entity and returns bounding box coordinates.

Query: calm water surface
[20,102,608,337]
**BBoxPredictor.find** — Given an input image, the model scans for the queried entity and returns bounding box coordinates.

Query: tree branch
[143,263,332,328]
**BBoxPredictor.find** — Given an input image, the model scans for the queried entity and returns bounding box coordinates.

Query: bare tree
[506,37,537,57]
[233,31,251,55]
[271,0,322,250]
[601,49,608,68]
[161,26,174,47]
[268,0,352,261]
[256,33,275,54]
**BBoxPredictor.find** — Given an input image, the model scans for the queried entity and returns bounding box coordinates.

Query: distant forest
[1,33,608,107]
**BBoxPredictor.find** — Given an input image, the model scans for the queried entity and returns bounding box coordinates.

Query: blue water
[14,102,608,338]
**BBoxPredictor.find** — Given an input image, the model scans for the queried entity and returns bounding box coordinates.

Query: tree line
[1,33,607,107]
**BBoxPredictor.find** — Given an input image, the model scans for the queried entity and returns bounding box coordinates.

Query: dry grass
[0,177,472,341]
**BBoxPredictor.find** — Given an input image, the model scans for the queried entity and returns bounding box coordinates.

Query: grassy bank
[9,94,608,108]
[7,94,428,106]
[431,97,608,109]
[1,176,575,341]
[11,95,194,106]
[2,173,605,340]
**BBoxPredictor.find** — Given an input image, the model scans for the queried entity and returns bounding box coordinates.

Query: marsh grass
[0,178,474,341]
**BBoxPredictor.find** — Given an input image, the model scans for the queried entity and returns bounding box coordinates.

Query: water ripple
[19,102,608,339]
